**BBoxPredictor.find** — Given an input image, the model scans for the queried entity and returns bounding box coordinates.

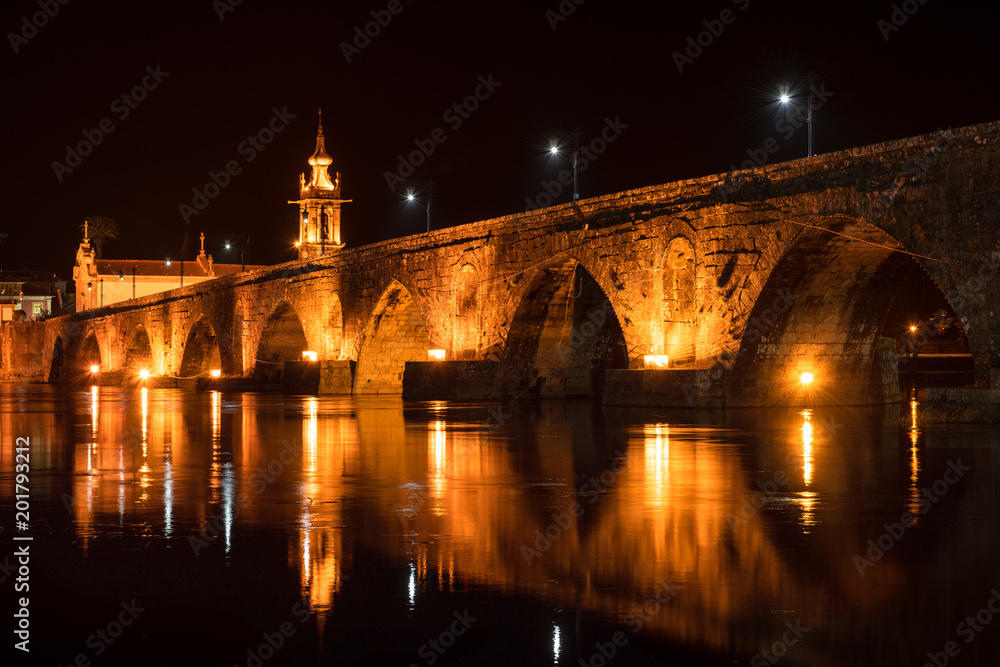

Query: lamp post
[778,72,817,157]
[225,234,248,271]
[548,128,580,201]
[405,181,433,233]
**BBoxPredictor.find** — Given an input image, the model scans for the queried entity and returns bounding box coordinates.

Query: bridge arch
[74,328,104,373]
[355,280,432,394]
[48,336,65,383]
[495,257,627,398]
[728,217,971,406]
[179,317,222,378]
[123,325,154,377]
[253,302,310,382]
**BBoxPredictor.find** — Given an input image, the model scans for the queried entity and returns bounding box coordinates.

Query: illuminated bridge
[3,120,999,407]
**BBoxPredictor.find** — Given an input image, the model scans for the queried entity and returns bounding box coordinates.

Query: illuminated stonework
[289,109,350,260]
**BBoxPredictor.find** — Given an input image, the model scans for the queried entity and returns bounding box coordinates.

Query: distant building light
[302,351,317,361]
[643,354,669,369]
[428,349,446,361]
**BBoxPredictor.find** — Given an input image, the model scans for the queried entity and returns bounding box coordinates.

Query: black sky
[2,0,996,278]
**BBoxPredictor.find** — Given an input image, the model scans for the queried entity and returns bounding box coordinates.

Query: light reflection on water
[0,385,998,666]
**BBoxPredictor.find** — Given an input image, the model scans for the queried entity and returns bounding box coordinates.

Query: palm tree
[80,216,119,259]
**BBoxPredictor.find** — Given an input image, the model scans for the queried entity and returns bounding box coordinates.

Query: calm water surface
[1,385,998,666]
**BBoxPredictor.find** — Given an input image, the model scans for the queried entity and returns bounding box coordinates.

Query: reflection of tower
[289,109,351,260]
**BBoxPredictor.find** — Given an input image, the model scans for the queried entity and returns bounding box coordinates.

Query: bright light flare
[406,191,416,202]
[139,369,150,380]
[643,354,669,369]
[427,349,446,361]
[210,369,221,378]
[779,94,790,104]
[909,325,917,333]
[90,365,100,374]
[800,372,814,385]
[302,350,317,361]
[549,144,559,155]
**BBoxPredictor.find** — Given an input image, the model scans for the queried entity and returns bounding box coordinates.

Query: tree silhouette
[80,216,119,259]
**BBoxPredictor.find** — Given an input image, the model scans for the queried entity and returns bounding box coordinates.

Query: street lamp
[548,128,580,201]
[778,73,817,157]
[405,181,433,233]
[225,234,248,271]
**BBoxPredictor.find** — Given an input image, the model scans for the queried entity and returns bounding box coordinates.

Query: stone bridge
[4,121,1000,407]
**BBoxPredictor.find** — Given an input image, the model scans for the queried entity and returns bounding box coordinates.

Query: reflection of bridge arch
[495,257,627,398]
[355,280,431,394]
[730,217,972,406]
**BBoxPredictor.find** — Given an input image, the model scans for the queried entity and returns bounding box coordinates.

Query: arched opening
[255,303,309,383]
[77,331,103,372]
[179,318,222,378]
[454,265,478,360]
[356,281,431,394]
[48,336,65,383]
[662,237,696,367]
[496,259,627,398]
[729,219,971,407]
[123,326,154,377]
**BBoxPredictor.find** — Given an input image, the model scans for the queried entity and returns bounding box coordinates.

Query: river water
[1,385,998,666]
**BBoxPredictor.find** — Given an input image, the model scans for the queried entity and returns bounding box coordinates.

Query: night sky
[2,0,996,279]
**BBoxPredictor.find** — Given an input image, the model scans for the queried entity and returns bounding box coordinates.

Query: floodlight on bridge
[643,355,669,369]
[428,349,446,361]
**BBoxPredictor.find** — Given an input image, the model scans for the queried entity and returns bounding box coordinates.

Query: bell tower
[289,109,350,260]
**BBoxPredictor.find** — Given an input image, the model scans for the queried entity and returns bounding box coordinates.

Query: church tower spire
[289,109,350,260]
